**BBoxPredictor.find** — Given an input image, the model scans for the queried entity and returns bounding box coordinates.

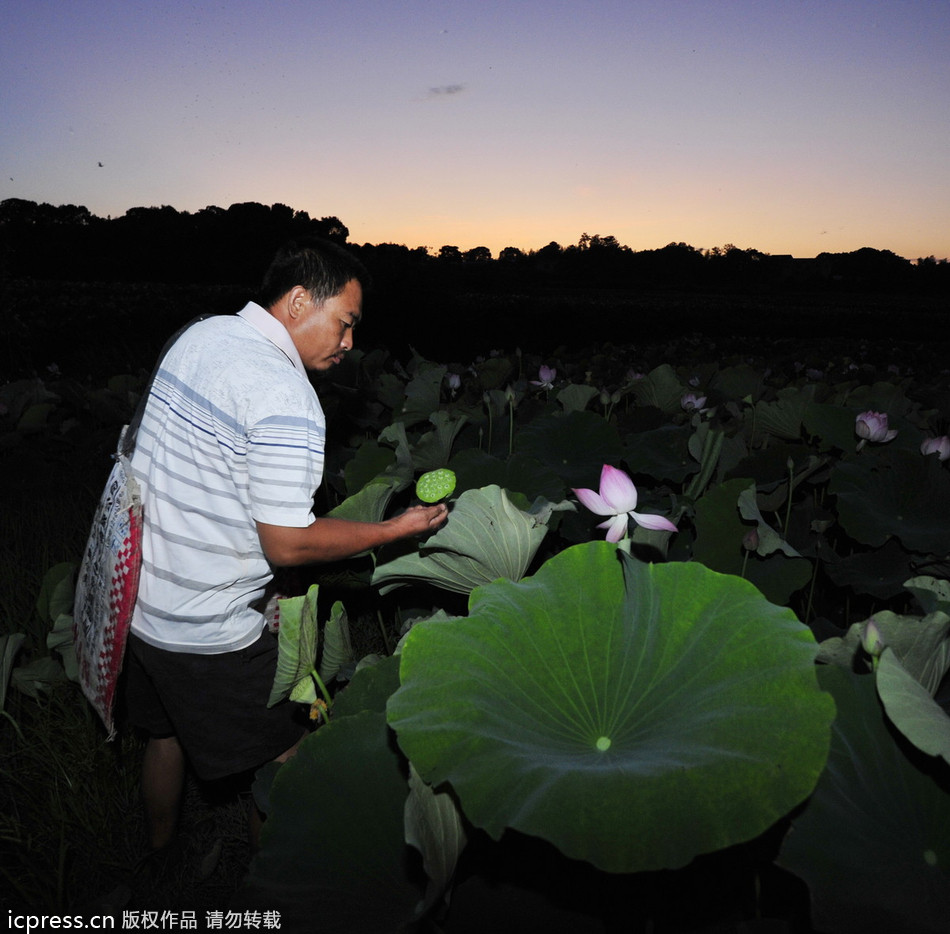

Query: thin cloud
[428,84,465,97]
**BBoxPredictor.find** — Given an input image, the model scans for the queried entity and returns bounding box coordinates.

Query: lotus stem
[803,557,819,624]
[376,609,393,656]
[684,428,723,501]
[311,669,333,709]
[484,394,494,453]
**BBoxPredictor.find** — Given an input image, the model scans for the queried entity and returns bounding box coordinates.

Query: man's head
[261,238,370,372]
[259,237,370,309]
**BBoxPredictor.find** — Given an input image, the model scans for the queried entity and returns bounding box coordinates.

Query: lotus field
[3,334,950,931]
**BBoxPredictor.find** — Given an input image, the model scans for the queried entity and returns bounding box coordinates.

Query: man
[125,238,447,850]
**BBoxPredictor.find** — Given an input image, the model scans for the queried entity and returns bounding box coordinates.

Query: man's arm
[256,503,449,567]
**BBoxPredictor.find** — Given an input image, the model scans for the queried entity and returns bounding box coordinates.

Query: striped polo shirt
[130,305,325,653]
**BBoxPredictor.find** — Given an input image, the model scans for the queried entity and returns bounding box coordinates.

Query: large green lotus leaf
[16,402,55,433]
[10,656,68,699]
[802,401,864,453]
[411,410,469,472]
[829,449,950,554]
[906,576,950,616]
[238,711,423,933]
[372,371,407,411]
[753,388,812,442]
[376,422,416,484]
[448,448,565,502]
[822,539,918,600]
[447,447,507,491]
[333,654,402,718]
[777,666,950,934]
[724,442,812,492]
[622,423,696,484]
[556,383,599,414]
[46,611,79,682]
[693,477,812,605]
[343,440,397,496]
[515,410,623,489]
[372,485,551,595]
[268,585,318,708]
[630,363,686,414]
[327,475,400,524]
[708,363,765,403]
[693,477,752,570]
[876,647,950,763]
[396,361,446,427]
[500,453,566,502]
[36,561,76,623]
[387,542,833,873]
[475,355,514,391]
[844,381,916,419]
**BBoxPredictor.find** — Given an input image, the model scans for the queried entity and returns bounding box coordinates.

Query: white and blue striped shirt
[130,304,325,653]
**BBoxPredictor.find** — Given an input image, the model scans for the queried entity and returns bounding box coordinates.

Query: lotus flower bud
[921,435,950,461]
[855,411,897,444]
[861,618,885,658]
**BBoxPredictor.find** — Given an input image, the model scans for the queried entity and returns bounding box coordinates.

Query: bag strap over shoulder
[119,314,213,459]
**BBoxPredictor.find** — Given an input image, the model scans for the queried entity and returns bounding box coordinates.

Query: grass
[0,448,257,915]
[0,677,257,915]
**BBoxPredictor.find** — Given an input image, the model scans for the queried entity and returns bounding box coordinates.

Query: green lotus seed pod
[416,468,456,503]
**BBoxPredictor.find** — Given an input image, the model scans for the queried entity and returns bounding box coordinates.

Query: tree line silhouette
[1,198,947,374]
[2,198,946,294]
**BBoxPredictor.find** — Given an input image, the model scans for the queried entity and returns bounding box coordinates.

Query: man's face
[292,279,363,371]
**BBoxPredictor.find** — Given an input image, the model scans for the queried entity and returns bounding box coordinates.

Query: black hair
[258,237,371,308]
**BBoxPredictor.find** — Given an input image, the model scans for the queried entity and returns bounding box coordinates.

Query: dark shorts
[124,629,306,782]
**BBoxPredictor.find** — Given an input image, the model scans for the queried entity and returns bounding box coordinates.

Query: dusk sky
[3,0,948,260]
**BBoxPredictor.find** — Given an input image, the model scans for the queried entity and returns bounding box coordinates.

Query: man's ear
[286,285,310,320]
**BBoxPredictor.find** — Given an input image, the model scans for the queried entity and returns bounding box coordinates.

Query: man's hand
[257,502,448,567]
[387,502,450,539]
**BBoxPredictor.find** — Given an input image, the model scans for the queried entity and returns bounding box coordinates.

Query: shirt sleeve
[246,412,325,528]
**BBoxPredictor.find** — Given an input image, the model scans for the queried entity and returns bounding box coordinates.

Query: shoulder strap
[119,315,213,458]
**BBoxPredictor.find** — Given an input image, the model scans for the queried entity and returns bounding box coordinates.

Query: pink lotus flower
[572,465,678,542]
[921,435,950,461]
[681,392,707,412]
[855,411,897,444]
[530,365,556,390]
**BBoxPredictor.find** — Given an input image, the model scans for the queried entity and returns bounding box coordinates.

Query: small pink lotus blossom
[921,435,950,461]
[855,411,897,444]
[742,527,760,552]
[530,365,556,390]
[572,465,677,542]
[681,392,707,412]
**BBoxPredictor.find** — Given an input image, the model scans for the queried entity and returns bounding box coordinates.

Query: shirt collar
[236,302,307,376]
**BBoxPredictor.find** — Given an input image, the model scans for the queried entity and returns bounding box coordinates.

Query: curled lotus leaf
[372,485,554,595]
